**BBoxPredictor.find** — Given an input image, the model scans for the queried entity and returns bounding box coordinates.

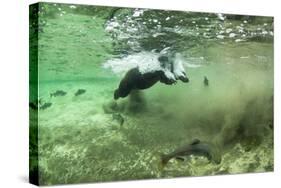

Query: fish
[39,102,52,110]
[112,113,125,126]
[204,76,209,86]
[50,90,67,97]
[74,89,86,96]
[160,139,221,167]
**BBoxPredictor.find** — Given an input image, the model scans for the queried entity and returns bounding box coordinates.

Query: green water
[29,3,273,185]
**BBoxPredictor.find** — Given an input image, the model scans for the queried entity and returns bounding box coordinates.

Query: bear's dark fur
[114,67,168,100]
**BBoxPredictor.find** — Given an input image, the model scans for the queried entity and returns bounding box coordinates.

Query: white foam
[103,51,193,82]
[103,52,163,75]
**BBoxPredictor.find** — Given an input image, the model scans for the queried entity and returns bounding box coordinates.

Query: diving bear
[114,54,189,100]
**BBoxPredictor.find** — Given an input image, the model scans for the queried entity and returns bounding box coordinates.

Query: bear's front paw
[179,76,189,83]
[160,77,177,85]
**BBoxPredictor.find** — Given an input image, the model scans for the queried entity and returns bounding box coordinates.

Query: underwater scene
[29,3,274,186]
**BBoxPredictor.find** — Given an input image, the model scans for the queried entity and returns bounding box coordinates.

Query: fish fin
[191,138,200,145]
[175,157,185,161]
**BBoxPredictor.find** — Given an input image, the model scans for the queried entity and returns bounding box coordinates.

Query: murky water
[29,3,273,185]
